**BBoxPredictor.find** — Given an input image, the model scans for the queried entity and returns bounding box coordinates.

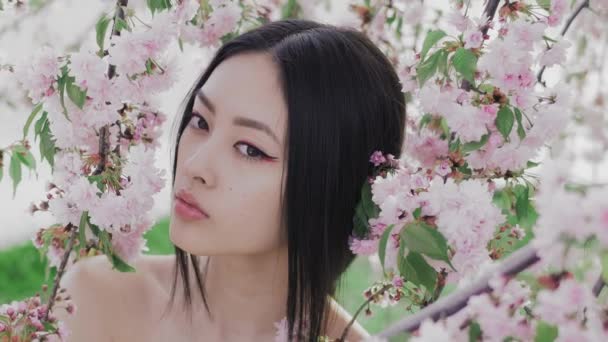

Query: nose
[181,138,217,187]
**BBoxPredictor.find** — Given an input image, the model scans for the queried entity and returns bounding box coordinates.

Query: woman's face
[170,52,288,257]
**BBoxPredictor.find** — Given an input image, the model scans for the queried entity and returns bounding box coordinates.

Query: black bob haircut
[166,18,406,341]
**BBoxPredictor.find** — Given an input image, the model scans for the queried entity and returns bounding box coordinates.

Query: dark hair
[166,18,406,341]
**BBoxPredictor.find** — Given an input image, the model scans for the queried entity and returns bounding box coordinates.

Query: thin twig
[537,0,590,86]
[338,284,393,342]
[43,0,129,322]
[593,276,605,297]
[42,224,77,321]
[93,0,128,176]
[374,245,539,338]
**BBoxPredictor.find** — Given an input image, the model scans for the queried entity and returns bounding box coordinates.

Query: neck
[197,245,290,340]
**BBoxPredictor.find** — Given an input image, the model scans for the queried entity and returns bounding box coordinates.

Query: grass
[0,217,408,337]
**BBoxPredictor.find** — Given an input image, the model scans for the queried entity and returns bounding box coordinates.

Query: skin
[53,52,369,341]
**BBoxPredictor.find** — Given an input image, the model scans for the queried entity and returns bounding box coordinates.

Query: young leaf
[514,107,526,140]
[468,321,482,342]
[496,106,515,140]
[514,185,529,220]
[378,224,395,272]
[9,152,22,198]
[534,321,558,342]
[420,29,446,61]
[97,229,136,272]
[601,251,608,284]
[398,250,438,293]
[39,118,56,168]
[115,17,131,32]
[78,211,89,253]
[413,207,422,220]
[401,222,455,271]
[452,48,478,83]
[416,49,443,87]
[462,134,489,153]
[34,111,48,142]
[23,103,43,140]
[13,145,36,170]
[66,80,87,109]
[95,14,112,53]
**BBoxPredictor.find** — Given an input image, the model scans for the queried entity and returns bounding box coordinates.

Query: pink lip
[174,189,209,220]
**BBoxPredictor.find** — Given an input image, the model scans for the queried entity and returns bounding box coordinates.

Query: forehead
[195,52,287,141]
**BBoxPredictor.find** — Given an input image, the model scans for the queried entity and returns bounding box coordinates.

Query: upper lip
[175,189,209,217]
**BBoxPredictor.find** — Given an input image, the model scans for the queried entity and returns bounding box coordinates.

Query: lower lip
[174,197,208,220]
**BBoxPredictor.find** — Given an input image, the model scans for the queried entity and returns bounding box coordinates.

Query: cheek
[227,169,285,251]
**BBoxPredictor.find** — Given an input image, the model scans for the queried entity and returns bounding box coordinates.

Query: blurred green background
[0,217,411,339]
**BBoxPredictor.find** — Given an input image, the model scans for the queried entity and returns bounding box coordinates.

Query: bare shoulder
[326,298,371,342]
[52,254,164,341]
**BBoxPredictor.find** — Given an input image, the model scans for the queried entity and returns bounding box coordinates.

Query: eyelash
[187,112,273,162]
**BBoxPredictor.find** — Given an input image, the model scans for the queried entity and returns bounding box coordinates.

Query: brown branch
[42,224,77,321]
[593,276,605,297]
[337,284,393,342]
[537,0,590,86]
[374,244,539,338]
[93,0,128,176]
[43,0,129,323]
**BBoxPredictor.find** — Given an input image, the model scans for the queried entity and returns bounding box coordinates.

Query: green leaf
[115,17,130,32]
[23,103,43,140]
[281,0,299,19]
[535,321,558,342]
[413,207,422,220]
[398,250,438,292]
[9,152,22,198]
[416,49,443,87]
[56,66,71,121]
[14,146,36,170]
[514,185,529,221]
[39,118,56,168]
[492,190,512,211]
[378,224,395,272]
[462,134,489,153]
[95,14,112,54]
[353,181,379,237]
[496,106,515,140]
[468,321,482,342]
[527,161,540,169]
[66,80,87,109]
[419,114,433,129]
[147,0,172,15]
[420,29,446,61]
[34,111,48,142]
[535,0,551,11]
[439,117,450,139]
[601,251,608,284]
[514,107,526,140]
[401,222,455,271]
[452,48,478,83]
[97,229,136,272]
[78,211,89,253]
[478,83,494,93]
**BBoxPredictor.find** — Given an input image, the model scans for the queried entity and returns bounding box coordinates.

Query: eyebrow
[196,89,280,144]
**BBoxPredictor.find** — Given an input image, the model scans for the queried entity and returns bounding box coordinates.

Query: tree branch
[93,0,128,176]
[537,0,590,86]
[374,245,539,338]
[42,224,77,321]
[338,284,393,342]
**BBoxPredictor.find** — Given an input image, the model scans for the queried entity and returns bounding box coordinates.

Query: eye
[187,112,208,131]
[235,142,271,162]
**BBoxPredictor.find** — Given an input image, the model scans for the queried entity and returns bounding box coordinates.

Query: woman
[56,19,405,341]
